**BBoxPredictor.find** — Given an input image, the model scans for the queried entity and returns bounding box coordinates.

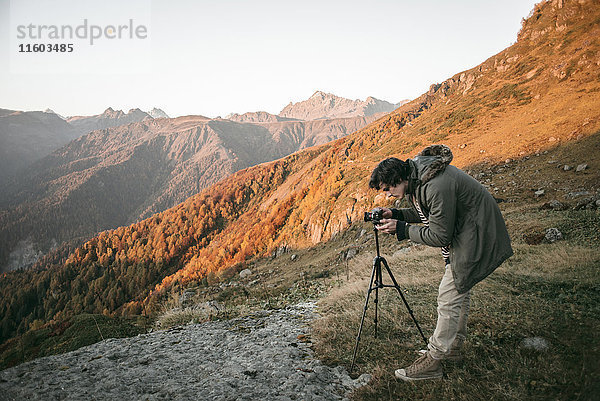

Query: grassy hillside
[1,0,599,361]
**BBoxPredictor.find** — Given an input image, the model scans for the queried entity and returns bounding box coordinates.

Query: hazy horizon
[1,0,539,119]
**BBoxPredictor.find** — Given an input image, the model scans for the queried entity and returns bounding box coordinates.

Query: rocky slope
[0,303,370,400]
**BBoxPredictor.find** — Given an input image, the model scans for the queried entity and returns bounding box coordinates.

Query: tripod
[350,223,428,372]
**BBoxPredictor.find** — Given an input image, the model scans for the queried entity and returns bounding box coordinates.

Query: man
[368,144,513,381]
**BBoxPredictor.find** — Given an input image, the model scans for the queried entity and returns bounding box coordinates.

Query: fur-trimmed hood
[411,144,454,184]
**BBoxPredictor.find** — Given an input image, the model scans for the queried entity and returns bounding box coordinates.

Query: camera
[364,209,383,224]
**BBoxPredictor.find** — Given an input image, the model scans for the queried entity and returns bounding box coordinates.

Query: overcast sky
[0,0,539,118]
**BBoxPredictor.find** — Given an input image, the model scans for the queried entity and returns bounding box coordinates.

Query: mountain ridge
[279,90,404,120]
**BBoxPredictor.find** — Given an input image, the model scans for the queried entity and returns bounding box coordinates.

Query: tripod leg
[350,261,377,372]
[374,259,381,338]
[381,258,428,347]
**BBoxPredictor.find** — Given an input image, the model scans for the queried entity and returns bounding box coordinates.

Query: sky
[0,0,540,118]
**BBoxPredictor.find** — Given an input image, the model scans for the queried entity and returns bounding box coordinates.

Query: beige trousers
[428,264,471,359]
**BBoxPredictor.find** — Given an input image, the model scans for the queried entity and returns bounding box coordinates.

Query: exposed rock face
[43,109,66,119]
[6,238,46,271]
[225,111,299,123]
[147,108,169,119]
[279,91,402,120]
[66,107,153,134]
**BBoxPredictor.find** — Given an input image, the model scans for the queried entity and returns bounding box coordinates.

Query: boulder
[545,228,563,243]
[540,200,568,210]
[346,248,358,260]
[521,337,549,352]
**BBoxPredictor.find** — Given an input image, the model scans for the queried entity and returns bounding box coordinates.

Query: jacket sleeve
[396,207,421,223]
[407,179,456,247]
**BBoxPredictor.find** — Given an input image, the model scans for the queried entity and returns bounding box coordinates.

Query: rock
[346,248,358,260]
[574,197,597,210]
[545,228,563,243]
[0,302,370,400]
[179,289,196,307]
[291,254,297,261]
[534,189,545,197]
[576,163,588,172]
[521,337,549,352]
[239,268,252,279]
[276,245,288,257]
[540,200,567,210]
[567,191,591,198]
[505,158,512,164]
[563,165,572,171]
[200,300,223,313]
[393,247,412,258]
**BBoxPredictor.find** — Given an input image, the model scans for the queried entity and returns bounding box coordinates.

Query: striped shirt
[410,195,451,262]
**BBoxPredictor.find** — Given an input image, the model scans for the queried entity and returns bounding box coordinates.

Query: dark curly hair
[369,157,411,190]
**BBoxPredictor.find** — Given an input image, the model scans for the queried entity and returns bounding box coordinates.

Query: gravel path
[0,302,370,400]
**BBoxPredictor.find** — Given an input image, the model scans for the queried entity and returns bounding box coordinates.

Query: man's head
[369,157,411,199]
[369,157,411,189]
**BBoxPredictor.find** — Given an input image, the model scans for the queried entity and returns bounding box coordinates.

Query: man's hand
[376,218,408,241]
[372,207,393,219]
[376,218,396,234]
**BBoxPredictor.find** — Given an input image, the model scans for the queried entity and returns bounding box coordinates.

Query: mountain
[0,107,155,188]
[147,108,169,119]
[279,91,402,120]
[225,111,299,123]
[66,107,152,133]
[0,109,80,187]
[0,113,382,272]
[43,109,66,119]
[2,0,599,346]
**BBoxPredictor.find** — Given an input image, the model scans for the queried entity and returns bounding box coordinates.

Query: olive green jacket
[394,145,513,293]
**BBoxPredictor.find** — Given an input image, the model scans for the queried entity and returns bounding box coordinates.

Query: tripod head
[364,210,384,257]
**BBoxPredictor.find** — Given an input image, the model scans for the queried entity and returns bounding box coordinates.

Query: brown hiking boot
[395,352,443,381]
